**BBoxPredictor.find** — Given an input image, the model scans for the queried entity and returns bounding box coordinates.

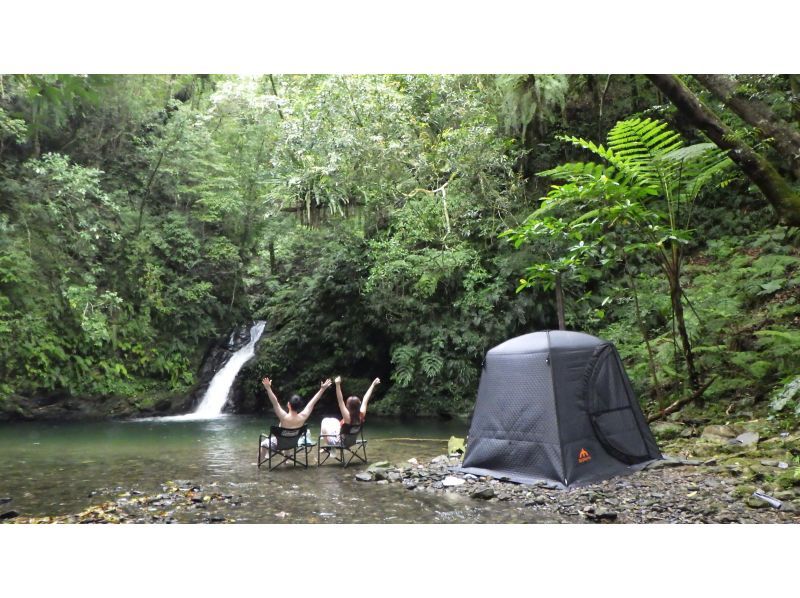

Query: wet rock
[0,498,11,505]
[372,469,390,481]
[368,461,391,471]
[442,476,465,487]
[402,479,417,490]
[354,472,374,482]
[387,472,402,483]
[0,511,19,520]
[470,487,496,500]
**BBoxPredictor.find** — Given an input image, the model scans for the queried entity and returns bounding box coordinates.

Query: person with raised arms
[320,375,380,446]
[259,377,332,461]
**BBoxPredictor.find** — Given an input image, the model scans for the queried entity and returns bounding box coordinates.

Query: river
[0,415,553,523]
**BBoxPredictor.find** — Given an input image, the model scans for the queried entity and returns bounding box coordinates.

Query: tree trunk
[629,75,641,113]
[789,75,800,128]
[667,265,699,391]
[268,240,276,275]
[598,75,612,141]
[646,74,800,226]
[693,74,800,179]
[135,149,165,235]
[554,273,566,330]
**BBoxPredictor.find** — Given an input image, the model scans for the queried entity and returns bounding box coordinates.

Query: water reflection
[0,416,561,523]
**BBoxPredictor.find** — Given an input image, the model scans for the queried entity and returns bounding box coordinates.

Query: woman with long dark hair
[320,375,380,445]
[259,376,331,461]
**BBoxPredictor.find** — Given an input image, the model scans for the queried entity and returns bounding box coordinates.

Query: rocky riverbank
[352,454,799,523]
[4,481,244,524]
[3,418,798,524]
[349,420,800,523]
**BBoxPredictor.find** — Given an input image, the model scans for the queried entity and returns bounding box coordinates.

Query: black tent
[460,330,661,489]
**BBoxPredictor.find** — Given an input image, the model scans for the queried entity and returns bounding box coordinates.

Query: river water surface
[0,416,553,523]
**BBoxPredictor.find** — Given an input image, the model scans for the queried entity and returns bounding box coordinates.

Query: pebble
[470,487,496,500]
[442,476,465,487]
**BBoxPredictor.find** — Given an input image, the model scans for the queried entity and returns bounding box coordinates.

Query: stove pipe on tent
[459,330,662,489]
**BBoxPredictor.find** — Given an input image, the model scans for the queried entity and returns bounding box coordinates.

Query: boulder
[355,472,374,482]
[729,432,759,447]
[701,425,739,442]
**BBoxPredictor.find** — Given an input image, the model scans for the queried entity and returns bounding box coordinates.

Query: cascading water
[152,321,266,421]
[191,320,266,418]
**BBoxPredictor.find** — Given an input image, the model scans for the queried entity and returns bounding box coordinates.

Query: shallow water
[0,415,554,523]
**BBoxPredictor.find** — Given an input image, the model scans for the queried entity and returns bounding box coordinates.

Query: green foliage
[1,73,798,426]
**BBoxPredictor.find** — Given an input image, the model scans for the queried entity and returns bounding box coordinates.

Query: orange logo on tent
[578,448,591,464]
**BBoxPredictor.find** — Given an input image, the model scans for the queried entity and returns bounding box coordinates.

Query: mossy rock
[733,484,757,498]
[745,496,772,509]
[775,468,800,489]
[651,422,685,441]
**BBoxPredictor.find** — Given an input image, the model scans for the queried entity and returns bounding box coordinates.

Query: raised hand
[334,375,342,385]
[321,378,333,389]
[262,377,272,388]
[373,377,381,386]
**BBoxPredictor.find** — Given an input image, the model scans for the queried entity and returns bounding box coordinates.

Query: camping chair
[318,422,368,467]
[258,425,315,471]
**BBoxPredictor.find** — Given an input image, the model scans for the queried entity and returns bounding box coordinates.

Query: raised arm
[262,377,287,420]
[334,375,348,419]
[300,378,332,419]
[360,377,380,416]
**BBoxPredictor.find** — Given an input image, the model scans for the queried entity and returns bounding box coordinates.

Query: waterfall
[151,321,266,421]
[191,320,266,417]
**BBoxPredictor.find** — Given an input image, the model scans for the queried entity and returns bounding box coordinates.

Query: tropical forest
[1,73,800,525]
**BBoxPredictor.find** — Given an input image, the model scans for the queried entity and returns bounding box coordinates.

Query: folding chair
[258,425,315,471]
[317,422,368,467]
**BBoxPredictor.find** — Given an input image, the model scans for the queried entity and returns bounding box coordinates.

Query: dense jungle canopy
[1,74,799,423]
